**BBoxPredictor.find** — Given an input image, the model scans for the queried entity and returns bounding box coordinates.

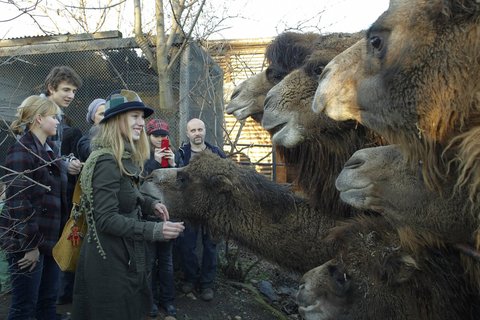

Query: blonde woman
[1,95,67,320]
[71,90,184,320]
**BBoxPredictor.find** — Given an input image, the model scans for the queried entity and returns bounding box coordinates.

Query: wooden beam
[0,37,139,57]
[0,31,122,48]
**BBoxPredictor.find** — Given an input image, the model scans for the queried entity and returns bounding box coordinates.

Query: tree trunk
[155,0,174,110]
[133,0,157,72]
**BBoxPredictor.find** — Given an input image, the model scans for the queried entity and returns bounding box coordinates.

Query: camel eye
[329,265,350,284]
[176,172,188,185]
[313,66,324,75]
[370,35,383,51]
[328,264,351,295]
[366,30,389,60]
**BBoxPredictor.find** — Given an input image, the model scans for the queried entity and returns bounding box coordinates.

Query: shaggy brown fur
[336,145,476,246]
[261,48,384,212]
[297,215,480,320]
[335,145,480,288]
[142,152,480,317]
[313,0,480,205]
[144,151,345,273]
[226,31,362,122]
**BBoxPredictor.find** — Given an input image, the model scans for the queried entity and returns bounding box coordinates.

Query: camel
[335,145,476,247]
[226,31,362,122]
[143,152,479,318]
[313,0,480,204]
[296,215,480,320]
[143,151,350,273]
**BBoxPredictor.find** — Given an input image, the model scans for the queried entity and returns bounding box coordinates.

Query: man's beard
[192,137,203,145]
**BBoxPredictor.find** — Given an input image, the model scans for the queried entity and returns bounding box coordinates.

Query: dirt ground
[1,247,303,320]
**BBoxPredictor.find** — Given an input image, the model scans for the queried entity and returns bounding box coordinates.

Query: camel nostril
[317,67,330,83]
[230,89,240,100]
[263,94,272,110]
[343,157,365,169]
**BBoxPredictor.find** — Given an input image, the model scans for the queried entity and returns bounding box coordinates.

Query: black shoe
[56,296,72,305]
[162,303,177,316]
[200,288,214,301]
[149,303,159,318]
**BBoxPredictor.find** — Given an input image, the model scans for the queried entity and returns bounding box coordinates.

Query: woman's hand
[67,158,83,175]
[154,202,170,221]
[154,148,176,167]
[18,248,40,271]
[162,221,185,239]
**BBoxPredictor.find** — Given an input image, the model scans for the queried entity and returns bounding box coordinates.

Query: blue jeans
[7,253,61,320]
[57,271,75,301]
[177,223,217,289]
[150,240,175,305]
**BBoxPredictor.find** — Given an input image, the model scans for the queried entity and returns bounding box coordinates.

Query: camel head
[262,50,367,149]
[226,71,272,122]
[143,153,236,220]
[297,215,479,320]
[226,32,320,122]
[314,0,480,200]
[144,151,295,221]
[262,52,334,148]
[335,145,476,245]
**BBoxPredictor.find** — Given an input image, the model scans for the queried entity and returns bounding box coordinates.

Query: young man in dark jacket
[176,118,226,302]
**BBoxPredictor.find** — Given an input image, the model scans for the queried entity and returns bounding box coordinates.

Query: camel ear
[382,254,419,285]
[208,174,233,193]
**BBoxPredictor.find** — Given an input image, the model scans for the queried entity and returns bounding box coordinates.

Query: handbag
[52,179,87,272]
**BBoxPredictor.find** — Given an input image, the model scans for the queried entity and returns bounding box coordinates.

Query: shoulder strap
[72,179,82,206]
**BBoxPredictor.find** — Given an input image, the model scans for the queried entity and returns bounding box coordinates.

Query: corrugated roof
[0,30,122,48]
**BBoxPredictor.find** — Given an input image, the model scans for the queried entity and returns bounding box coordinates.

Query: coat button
[49,171,53,175]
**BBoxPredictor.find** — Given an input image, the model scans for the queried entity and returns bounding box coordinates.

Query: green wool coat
[71,151,163,320]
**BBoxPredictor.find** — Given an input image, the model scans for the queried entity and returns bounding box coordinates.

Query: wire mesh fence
[0,36,224,165]
[0,33,280,181]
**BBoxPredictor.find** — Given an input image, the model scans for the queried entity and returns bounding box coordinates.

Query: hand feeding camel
[314,0,480,204]
[296,215,480,320]
[226,31,362,122]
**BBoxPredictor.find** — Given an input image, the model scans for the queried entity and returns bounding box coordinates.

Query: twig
[223,280,289,320]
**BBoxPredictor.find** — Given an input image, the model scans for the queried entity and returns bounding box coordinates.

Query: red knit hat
[146,118,170,136]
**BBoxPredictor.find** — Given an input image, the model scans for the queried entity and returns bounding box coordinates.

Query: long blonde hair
[11,96,60,135]
[93,112,150,176]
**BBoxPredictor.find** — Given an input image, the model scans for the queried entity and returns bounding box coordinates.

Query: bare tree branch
[64,0,126,10]
[167,0,206,70]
